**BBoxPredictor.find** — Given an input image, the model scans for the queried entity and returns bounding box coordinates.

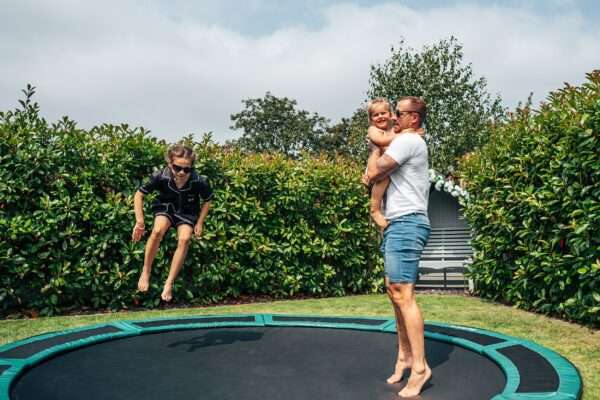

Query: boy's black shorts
[152,203,197,228]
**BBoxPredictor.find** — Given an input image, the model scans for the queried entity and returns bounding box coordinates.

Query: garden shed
[417,184,472,290]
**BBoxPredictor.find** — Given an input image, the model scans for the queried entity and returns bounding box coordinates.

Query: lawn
[1,294,598,399]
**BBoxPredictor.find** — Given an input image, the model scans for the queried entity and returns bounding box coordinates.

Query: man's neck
[401,127,419,134]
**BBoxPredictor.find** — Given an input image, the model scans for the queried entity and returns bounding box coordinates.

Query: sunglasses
[395,110,420,118]
[172,164,193,174]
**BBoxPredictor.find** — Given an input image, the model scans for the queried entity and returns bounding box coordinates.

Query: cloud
[1,1,599,142]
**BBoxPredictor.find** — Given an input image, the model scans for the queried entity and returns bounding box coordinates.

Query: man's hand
[194,223,203,238]
[132,222,145,242]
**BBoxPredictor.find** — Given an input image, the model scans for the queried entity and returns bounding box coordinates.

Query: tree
[230,92,330,157]
[320,108,370,161]
[368,36,505,173]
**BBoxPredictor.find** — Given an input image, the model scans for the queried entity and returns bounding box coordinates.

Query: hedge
[0,86,382,315]
[460,71,600,325]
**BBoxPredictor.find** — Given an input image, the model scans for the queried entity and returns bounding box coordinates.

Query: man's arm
[366,146,399,184]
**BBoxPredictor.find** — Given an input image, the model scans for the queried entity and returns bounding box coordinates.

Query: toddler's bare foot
[137,271,150,292]
[161,282,174,302]
[387,359,412,384]
[371,211,389,230]
[399,365,431,398]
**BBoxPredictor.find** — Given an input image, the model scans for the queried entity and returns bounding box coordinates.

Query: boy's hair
[366,97,392,123]
[397,96,427,125]
[166,144,196,163]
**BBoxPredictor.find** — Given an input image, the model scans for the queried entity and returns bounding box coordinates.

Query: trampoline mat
[11,326,506,400]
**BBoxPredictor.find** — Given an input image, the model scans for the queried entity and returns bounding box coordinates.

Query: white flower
[428,169,470,201]
[428,169,437,181]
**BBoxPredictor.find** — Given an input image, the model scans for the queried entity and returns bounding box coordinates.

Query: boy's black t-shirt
[138,167,214,218]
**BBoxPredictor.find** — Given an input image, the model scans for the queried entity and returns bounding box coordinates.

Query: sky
[1,0,599,143]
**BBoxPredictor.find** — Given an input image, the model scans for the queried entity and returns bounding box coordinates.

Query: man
[365,96,431,398]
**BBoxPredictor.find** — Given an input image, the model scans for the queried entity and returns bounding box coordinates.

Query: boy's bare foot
[386,359,412,384]
[161,282,174,302]
[371,211,389,230]
[399,365,431,398]
[137,271,150,292]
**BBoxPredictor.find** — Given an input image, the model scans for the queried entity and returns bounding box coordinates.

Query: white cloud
[1,1,599,142]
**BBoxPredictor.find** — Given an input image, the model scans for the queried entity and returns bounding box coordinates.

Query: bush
[460,71,600,325]
[0,86,382,315]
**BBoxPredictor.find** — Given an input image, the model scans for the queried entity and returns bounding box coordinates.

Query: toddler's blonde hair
[366,97,392,124]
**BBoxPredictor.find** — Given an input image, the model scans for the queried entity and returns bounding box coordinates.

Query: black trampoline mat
[10,327,506,400]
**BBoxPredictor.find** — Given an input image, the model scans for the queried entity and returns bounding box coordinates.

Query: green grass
[1,294,598,399]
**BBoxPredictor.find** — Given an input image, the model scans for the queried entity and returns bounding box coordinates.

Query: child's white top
[382,132,430,220]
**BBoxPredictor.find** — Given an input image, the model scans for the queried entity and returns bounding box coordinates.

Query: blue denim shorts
[380,213,431,284]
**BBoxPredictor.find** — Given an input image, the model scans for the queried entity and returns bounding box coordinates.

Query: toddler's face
[370,104,393,130]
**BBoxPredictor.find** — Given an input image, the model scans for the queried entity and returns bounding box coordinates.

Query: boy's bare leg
[389,283,431,398]
[138,216,171,292]
[371,177,390,230]
[385,277,413,384]
[161,224,193,302]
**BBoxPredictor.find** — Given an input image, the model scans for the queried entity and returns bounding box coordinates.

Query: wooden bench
[417,228,472,290]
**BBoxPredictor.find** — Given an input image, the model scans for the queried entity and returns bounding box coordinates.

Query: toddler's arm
[368,126,396,148]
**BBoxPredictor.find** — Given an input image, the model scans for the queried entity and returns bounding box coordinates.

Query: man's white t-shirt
[383,132,430,220]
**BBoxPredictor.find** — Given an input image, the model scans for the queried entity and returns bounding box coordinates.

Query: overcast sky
[1,0,599,143]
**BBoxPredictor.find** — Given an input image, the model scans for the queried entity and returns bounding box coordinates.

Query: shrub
[0,86,382,315]
[460,71,600,325]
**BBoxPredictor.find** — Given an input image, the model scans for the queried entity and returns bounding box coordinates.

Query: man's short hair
[398,96,427,126]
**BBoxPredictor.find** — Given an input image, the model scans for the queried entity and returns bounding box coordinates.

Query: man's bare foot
[371,211,389,230]
[399,366,431,398]
[387,359,412,384]
[137,271,150,292]
[161,282,174,302]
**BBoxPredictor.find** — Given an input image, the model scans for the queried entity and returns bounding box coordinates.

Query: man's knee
[388,283,415,307]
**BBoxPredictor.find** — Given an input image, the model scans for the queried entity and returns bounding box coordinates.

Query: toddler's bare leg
[161,223,193,302]
[370,177,390,229]
[137,216,171,292]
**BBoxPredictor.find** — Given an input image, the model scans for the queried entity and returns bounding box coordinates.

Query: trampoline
[0,314,581,400]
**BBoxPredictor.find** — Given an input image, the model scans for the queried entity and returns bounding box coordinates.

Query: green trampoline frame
[0,314,582,400]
